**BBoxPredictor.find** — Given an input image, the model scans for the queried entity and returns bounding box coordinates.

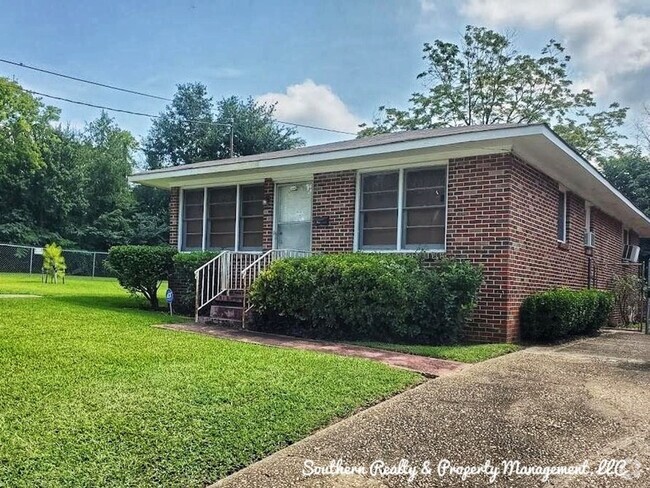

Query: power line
[0,57,172,101]
[276,120,356,135]
[26,88,357,135]
[24,89,230,126]
[2,57,357,135]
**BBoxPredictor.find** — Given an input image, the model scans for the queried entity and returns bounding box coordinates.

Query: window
[358,167,446,251]
[182,189,204,250]
[181,183,265,251]
[403,168,446,248]
[557,190,567,242]
[207,186,237,249]
[359,172,398,249]
[623,228,631,246]
[239,185,264,250]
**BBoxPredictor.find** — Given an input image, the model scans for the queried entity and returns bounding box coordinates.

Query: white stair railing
[194,251,263,321]
[194,251,228,322]
[240,249,312,318]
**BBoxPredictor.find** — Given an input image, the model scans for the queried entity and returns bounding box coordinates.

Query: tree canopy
[359,26,628,161]
[142,83,303,169]
[0,78,305,250]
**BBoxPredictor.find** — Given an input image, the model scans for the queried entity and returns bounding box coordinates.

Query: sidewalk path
[157,323,465,377]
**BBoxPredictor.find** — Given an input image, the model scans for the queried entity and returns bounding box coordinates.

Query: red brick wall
[447,153,635,342]
[262,178,274,251]
[168,153,638,341]
[311,170,356,253]
[446,154,514,342]
[169,187,180,248]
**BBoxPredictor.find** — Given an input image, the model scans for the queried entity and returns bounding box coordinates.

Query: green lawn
[354,341,521,363]
[0,273,420,487]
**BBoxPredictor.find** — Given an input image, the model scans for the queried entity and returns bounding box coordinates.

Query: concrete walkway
[157,323,465,377]
[213,330,649,487]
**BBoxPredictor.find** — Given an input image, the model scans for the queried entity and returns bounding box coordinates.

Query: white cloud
[420,0,650,103]
[419,0,437,13]
[256,79,364,135]
[457,0,650,101]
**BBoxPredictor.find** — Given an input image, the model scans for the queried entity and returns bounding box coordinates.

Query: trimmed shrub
[105,245,177,309]
[520,288,613,342]
[170,251,220,315]
[249,254,482,344]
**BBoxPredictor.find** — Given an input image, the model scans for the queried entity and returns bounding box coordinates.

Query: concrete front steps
[198,290,246,327]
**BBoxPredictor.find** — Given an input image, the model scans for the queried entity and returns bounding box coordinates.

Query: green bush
[249,254,482,344]
[520,288,614,342]
[171,251,220,315]
[105,245,177,309]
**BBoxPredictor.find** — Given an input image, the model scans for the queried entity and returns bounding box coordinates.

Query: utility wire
[25,89,230,126]
[3,57,357,135]
[26,88,357,135]
[0,57,172,101]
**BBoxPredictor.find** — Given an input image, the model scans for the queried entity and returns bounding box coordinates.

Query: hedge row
[520,288,613,341]
[249,254,483,344]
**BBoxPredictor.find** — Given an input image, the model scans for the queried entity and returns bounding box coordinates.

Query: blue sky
[1,1,648,147]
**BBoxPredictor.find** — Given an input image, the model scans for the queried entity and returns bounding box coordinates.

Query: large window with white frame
[180,184,264,252]
[358,166,447,251]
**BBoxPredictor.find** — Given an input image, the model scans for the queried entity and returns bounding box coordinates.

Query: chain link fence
[0,243,110,277]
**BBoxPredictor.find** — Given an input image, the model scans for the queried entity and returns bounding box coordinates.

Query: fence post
[92,252,97,278]
[29,247,34,275]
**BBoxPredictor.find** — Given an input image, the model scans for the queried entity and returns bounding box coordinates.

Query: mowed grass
[0,273,420,487]
[354,341,521,363]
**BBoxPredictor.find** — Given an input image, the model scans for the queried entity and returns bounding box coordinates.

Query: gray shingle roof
[133,123,541,176]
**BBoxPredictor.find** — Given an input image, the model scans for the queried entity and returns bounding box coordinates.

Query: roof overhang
[129,125,650,237]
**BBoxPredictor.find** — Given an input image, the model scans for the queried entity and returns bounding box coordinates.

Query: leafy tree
[360,26,628,161]
[0,78,62,242]
[142,83,304,169]
[106,245,177,309]
[600,149,650,216]
[211,96,305,159]
[142,83,216,169]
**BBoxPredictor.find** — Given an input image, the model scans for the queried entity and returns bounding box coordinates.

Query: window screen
[182,189,204,250]
[208,186,237,249]
[359,172,398,248]
[557,191,567,242]
[403,168,446,248]
[239,184,264,250]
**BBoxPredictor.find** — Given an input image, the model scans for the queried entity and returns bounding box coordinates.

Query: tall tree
[142,83,304,169]
[360,26,628,161]
[72,112,139,250]
[601,149,650,217]
[0,78,63,244]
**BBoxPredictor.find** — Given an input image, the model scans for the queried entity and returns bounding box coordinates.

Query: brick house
[130,124,650,341]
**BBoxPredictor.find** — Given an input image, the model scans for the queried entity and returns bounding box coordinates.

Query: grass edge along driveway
[353,341,521,363]
[0,274,421,487]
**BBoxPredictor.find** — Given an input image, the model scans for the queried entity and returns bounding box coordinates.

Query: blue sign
[165,289,174,304]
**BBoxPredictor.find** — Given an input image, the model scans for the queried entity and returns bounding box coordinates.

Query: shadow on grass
[49,294,191,322]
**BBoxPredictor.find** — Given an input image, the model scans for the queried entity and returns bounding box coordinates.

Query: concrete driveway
[214,331,649,487]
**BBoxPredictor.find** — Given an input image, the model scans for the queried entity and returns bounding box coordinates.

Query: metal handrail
[194,251,228,321]
[194,250,263,321]
[193,248,310,324]
[240,249,312,319]
[194,250,227,276]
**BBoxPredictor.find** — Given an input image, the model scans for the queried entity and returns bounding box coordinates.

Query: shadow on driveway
[214,330,649,487]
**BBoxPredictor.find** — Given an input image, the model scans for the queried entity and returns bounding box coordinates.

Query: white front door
[275,182,312,251]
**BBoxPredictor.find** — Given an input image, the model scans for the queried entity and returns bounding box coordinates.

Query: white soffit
[129,124,650,237]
